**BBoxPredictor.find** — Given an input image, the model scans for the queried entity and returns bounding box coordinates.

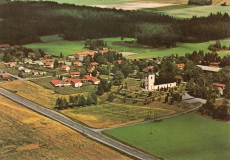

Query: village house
[45,61,54,68]
[116,60,123,64]
[90,62,98,68]
[67,55,75,61]
[50,79,71,87]
[5,62,16,68]
[85,75,100,84]
[22,68,31,74]
[73,61,83,67]
[176,63,185,69]
[28,52,35,58]
[67,78,83,88]
[60,65,70,72]
[69,71,80,77]
[74,51,94,61]
[213,83,225,96]
[0,44,10,51]
[34,60,44,66]
[0,74,9,79]
[43,54,52,59]
[197,65,221,73]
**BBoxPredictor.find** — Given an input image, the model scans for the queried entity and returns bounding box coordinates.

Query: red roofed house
[213,83,225,95]
[28,52,35,58]
[50,79,71,87]
[69,71,80,77]
[0,44,10,51]
[176,63,185,69]
[74,51,94,61]
[60,65,70,72]
[99,50,108,54]
[44,54,52,59]
[209,62,220,68]
[45,61,54,68]
[67,78,83,88]
[85,75,100,84]
[73,61,83,67]
[117,60,123,64]
[6,62,16,68]
[0,74,9,78]
[90,62,98,68]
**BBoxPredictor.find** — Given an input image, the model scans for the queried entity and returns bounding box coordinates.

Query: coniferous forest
[0,1,230,47]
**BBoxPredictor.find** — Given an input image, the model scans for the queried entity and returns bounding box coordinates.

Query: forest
[0,1,230,48]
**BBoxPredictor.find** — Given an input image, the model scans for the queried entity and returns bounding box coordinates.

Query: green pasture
[158,5,230,19]
[105,113,230,160]
[124,39,230,59]
[23,37,134,56]
[24,36,230,58]
[142,4,196,12]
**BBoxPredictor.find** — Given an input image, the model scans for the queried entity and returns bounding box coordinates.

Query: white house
[68,78,83,88]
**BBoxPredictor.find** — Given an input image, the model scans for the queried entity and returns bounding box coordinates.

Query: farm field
[24,36,230,59]
[0,95,131,160]
[104,112,230,160]
[0,81,81,109]
[158,5,230,19]
[124,39,230,59]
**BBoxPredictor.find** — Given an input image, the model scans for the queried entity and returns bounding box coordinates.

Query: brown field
[0,81,81,109]
[0,95,131,160]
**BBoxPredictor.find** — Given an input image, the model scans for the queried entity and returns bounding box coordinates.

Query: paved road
[0,87,158,160]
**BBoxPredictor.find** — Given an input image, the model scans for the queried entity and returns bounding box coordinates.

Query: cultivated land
[0,95,131,160]
[105,112,230,160]
[0,80,198,128]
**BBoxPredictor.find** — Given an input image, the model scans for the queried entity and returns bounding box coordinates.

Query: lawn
[104,112,230,160]
[0,95,131,160]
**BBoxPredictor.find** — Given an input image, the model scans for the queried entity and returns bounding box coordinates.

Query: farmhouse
[145,73,176,91]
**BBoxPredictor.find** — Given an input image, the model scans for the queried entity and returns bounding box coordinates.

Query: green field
[158,5,230,19]
[24,36,230,58]
[105,113,230,160]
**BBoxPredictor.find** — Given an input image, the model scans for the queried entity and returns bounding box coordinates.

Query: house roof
[74,61,82,65]
[99,50,108,54]
[91,62,98,66]
[28,52,35,56]
[117,60,123,64]
[45,62,53,66]
[84,75,100,82]
[61,65,69,69]
[69,72,80,75]
[176,63,185,68]
[0,44,10,48]
[67,78,81,83]
[197,65,221,72]
[1,74,9,78]
[50,79,70,86]
[213,83,225,87]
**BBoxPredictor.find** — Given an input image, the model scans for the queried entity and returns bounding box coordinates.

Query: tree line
[0,1,230,48]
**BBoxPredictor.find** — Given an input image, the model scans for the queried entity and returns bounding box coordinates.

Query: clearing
[104,112,230,160]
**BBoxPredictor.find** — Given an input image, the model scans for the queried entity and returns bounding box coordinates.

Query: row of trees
[55,92,97,110]
[188,0,212,5]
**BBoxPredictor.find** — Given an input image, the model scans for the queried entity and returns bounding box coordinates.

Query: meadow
[24,35,230,59]
[0,95,131,160]
[158,5,230,19]
[104,112,230,160]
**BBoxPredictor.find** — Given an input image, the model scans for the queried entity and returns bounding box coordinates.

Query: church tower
[145,74,155,90]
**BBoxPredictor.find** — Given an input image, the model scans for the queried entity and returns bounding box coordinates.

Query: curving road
[0,87,158,160]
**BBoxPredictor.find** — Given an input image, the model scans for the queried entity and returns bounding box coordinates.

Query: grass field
[24,36,230,59]
[0,95,131,160]
[104,112,230,160]
[124,39,230,59]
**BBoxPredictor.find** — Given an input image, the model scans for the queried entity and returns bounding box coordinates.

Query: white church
[145,74,177,91]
